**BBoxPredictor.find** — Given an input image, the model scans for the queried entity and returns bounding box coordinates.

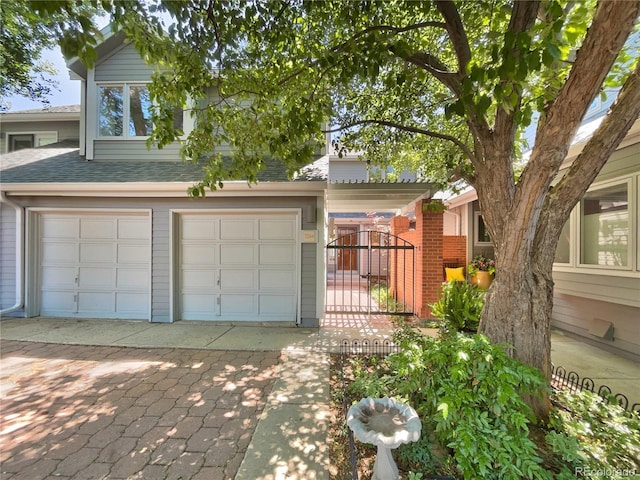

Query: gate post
[416,199,443,318]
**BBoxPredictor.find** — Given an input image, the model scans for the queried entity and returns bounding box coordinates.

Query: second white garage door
[178,212,299,322]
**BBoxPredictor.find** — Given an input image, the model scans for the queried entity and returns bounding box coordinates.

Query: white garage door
[39,212,150,319]
[179,212,298,322]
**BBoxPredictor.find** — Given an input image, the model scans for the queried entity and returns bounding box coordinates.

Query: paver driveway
[0,339,281,480]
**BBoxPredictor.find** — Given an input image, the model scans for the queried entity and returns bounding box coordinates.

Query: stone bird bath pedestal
[347,396,421,480]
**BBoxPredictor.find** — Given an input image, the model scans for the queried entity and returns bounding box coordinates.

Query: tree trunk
[479,252,555,420]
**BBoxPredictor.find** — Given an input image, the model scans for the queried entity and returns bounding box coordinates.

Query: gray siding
[0,204,17,309]
[329,161,368,182]
[553,271,639,307]
[93,140,184,161]
[95,43,155,82]
[591,142,640,182]
[13,195,321,324]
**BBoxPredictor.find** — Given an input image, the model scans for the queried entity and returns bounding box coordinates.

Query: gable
[95,43,155,82]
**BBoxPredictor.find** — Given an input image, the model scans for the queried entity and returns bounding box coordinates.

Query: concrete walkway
[1,317,638,480]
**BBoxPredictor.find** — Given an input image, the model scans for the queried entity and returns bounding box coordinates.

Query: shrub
[430,280,485,334]
[347,326,550,479]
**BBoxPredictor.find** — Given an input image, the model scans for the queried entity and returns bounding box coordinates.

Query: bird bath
[347,397,421,480]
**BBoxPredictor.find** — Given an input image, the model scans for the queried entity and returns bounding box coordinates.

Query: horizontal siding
[300,243,317,320]
[152,206,171,322]
[95,43,155,82]
[329,161,368,182]
[0,121,79,153]
[553,271,640,307]
[0,205,17,309]
[552,292,640,357]
[93,140,184,161]
[594,142,640,182]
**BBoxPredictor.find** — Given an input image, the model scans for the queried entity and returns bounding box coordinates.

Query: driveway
[0,339,281,480]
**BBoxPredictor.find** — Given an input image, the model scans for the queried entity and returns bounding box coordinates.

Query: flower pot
[471,271,494,290]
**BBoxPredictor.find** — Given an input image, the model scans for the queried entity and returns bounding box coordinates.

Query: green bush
[348,326,549,479]
[430,280,485,334]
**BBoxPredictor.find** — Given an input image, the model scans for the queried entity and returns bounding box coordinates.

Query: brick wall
[443,235,467,268]
[390,200,444,318]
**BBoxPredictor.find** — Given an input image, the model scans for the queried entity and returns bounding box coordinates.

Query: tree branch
[324,119,475,162]
[434,0,471,72]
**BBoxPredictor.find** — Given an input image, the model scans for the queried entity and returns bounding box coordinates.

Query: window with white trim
[98,83,183,138]
[579,180,630,268]
[474,212,491,245]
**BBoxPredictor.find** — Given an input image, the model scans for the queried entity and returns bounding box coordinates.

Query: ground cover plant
[330,325,640,479]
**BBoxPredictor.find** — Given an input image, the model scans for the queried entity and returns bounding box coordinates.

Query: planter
[470,271,494,290]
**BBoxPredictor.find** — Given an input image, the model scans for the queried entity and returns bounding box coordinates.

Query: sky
[6,46,81,112]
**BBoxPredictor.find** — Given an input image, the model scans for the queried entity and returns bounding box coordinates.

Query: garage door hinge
[216,297,221,305]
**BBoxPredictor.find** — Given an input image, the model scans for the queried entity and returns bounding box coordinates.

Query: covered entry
[326,230,414,314]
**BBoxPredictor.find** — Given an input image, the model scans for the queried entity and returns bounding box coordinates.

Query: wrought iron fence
[551,364,640,414]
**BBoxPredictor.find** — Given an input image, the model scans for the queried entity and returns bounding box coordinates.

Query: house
[441,115,640,360]
[0,105,80,153]
[0,26,435,327]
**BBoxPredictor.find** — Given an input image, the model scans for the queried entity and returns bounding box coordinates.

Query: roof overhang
[0,181,327,198]
[0,111,80,122]
[327,181,437,213]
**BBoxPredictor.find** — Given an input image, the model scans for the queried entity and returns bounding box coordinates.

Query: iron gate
[326,230,415,314]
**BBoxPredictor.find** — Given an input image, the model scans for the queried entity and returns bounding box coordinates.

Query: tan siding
[594,142,640,182]
[0,121,79,153]
[552,293,640,357]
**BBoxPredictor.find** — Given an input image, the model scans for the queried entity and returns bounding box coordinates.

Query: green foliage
[430,281,485,334]
[547,389,640,478]
[347,326,549,479]
[0,0,104,110]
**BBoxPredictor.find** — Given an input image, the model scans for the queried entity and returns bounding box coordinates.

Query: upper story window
[98,84,185,138]
[98,84,152,137]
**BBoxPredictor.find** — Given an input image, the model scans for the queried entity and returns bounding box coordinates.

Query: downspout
[0,192,24,316]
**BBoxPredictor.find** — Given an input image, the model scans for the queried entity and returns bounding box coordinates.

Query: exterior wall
[93,141,184,161]
[94,43,155,82]
[443,236,467,271]
[0,120,79,153]
[551,142,640,358]
[390,200,444,318]
[0,204,17,309]
[9,194,322,326]
[329,160,368,182]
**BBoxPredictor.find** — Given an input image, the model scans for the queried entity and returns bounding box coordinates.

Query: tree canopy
[0,0,104,110]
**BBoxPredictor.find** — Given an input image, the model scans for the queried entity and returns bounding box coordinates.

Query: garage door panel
[259,244,294,265]
[117,268,149,289]
[78,292,115,313]
[259,295,296,316]
[118,244,149,263]
[220,219,255,240]
[116,292,149,315]
[221,294,256,315]
[182,294,217,319]
[181,269,217,289]
[80,243,116,263]
[220,244,256,264]
[42,266,76,288]
[220,269,255,289]
[182,244,218,265]
[79,267,115,288]
[42,242,77,263]
[80,218,115,239]
[118,218,149,239]
[42,217,77,238]
[41,291,75,314]
[181,216,218,240]
[259,270,295,289]
[259,219,295,240]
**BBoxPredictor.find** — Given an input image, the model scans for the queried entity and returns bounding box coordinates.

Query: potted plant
[467,255,496,290]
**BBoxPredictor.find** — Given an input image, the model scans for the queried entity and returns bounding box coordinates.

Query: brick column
[415,199,443,318]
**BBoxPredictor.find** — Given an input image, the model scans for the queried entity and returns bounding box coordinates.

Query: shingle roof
[0,140,327,184]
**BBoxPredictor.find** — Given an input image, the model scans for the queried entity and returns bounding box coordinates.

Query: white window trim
[4,131,58,153]
[96,82,152,139]
[474,211,492,246]
[576,176,635,272]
